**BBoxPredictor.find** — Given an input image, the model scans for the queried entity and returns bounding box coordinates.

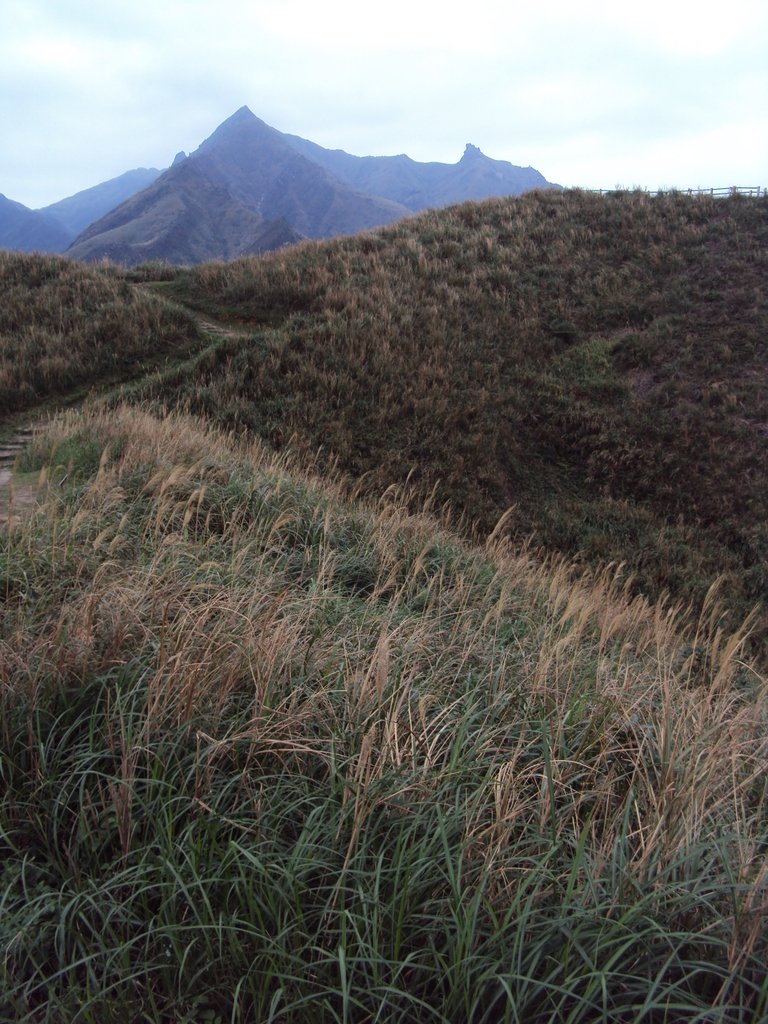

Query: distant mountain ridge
[0,194,73,253]
[0,168,165,255]
[3,106,559,263]
[66,154,304,265]
[66,107,409,265]
[282,135,556,210]
[189,107,411,239]
[40,167,163,236]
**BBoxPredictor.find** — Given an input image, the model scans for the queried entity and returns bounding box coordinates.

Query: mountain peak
[196,106,271,152]
[61,112,557,266]
[227,105,256,124]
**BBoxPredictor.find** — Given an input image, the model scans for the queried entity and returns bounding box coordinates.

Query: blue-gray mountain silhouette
[0,194,73,253]
[8,106,558,264]
[66,107,410,264]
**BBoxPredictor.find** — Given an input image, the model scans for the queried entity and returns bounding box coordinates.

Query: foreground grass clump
[2,406,767,1022]
[155,189,768,646]
[0,251,200,418]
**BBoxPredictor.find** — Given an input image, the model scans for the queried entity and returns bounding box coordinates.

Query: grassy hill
[133,188,767,648]
[2,403,766,1020]
[1,195,767,1018]
[0,251,201,419]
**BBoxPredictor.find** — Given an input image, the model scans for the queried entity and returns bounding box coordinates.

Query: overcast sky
[2,0,766,209]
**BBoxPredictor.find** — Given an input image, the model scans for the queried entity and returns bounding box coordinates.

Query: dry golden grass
[3,190,768,1015]
[0,251,200,417]
[6,405,765,889]
[154,189,768,651]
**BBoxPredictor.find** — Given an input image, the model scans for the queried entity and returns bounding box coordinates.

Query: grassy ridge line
[2,405,766,1020]
[0,252,203,421]
[155,188,768,647]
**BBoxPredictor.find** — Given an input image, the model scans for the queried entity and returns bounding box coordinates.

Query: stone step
[0,420,48,454]
[0,423,47,525]
[0,427,38,466]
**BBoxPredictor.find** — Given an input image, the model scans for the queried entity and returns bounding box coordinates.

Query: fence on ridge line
[581,186,765,197]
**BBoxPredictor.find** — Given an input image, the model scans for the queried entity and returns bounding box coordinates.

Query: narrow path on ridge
[0,295,269,527]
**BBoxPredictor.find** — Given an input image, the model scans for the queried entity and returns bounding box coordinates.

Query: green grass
[2,405,766,1022]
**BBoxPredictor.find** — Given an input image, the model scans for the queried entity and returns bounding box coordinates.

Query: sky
[2,0,766,209]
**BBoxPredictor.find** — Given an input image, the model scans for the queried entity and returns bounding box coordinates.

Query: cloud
[1,0,765,207]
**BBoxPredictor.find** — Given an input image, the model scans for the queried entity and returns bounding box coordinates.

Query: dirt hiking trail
[0,307,258,528]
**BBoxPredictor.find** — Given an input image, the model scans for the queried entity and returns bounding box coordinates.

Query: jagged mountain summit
[66,107,411,265]
[6,106,558,265]
[282,136,557,211]
[190,107,411,238]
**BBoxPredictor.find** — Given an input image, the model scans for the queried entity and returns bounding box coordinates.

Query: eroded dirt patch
[0,473,47,528]
[0,427,47,527]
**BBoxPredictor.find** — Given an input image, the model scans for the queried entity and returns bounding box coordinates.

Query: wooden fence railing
[581,186,765,197]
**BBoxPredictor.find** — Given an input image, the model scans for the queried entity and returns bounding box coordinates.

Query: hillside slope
[148,189,768,643]
[2,403,765,1019]
[64,157,303,265]
[0,251,201,417]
